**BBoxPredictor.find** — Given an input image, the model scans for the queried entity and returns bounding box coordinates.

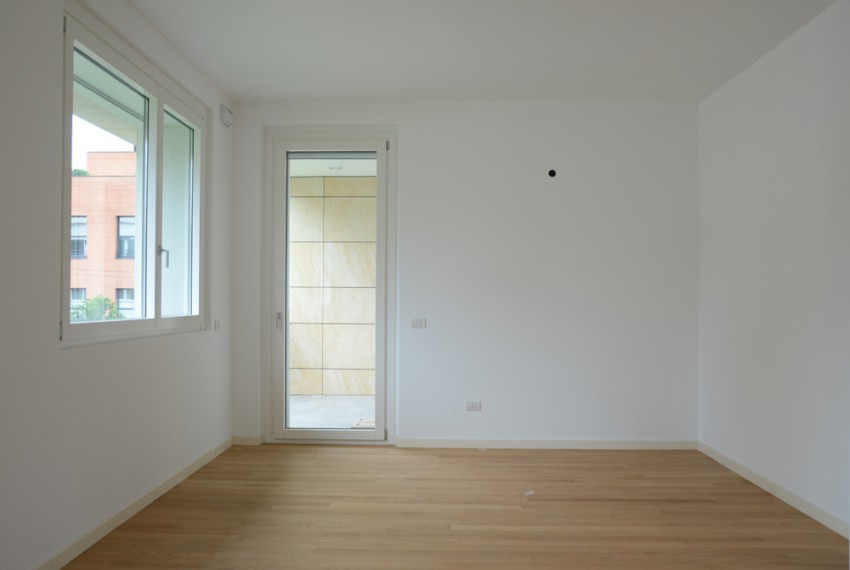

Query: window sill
[60,321,206,349]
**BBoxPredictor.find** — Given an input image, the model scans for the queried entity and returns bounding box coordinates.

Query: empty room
[0,0,848,568]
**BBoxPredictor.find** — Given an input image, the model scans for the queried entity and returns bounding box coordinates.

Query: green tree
[70,295,124,323]
[72,168,89,176]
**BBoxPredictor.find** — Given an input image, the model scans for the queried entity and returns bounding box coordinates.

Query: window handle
[157,245,170,268]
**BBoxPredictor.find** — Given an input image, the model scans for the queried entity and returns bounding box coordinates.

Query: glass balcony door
[271,139,388,441]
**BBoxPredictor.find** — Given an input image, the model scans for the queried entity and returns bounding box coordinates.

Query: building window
[116,288,135,318]
[62,8,204,344]
[116,216,135,259]
[71,216,87,258]
[70,288,86,307]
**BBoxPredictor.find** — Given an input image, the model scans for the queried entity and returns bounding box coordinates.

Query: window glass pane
[161,111,197,317]
[70,47,147,323]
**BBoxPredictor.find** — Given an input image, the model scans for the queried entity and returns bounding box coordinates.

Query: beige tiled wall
[287,176,377,396]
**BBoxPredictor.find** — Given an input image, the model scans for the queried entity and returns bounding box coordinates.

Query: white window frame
[61,2,207,346]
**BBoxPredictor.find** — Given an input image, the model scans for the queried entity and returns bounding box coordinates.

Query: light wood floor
[66,446,848,569]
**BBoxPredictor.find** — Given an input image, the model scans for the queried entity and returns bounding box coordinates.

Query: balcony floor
[288,394,375,429]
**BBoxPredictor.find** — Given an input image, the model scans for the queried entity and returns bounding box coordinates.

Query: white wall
[232,101,699,444]
[699,0,850,529]
[0,1,233,569]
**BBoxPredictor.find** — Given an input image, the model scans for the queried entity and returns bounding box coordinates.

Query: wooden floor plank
[65,446,848,569]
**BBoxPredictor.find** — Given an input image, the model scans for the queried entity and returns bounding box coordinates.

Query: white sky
[72,116,133,171]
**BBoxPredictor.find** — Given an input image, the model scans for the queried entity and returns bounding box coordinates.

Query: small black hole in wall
[548,170,557,178]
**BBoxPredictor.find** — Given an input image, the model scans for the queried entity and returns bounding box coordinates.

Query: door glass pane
[161,111,197,317]
[286,152,378,429]
[70,48,146,323]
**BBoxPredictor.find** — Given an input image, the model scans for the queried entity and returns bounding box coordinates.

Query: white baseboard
[395,438,698,450]
[698,442,849,539]
[36,438,232,570]
[231,435,262,446]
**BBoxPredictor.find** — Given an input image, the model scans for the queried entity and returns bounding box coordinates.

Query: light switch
[410,317,427,329]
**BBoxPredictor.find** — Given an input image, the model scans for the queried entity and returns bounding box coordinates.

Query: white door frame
[262,127,397,444]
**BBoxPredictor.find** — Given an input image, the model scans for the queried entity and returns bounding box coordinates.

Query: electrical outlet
[465,400,482,412]
[410,317,427,329]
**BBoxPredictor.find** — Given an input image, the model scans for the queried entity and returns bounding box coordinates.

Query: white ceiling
[126,0,835,103]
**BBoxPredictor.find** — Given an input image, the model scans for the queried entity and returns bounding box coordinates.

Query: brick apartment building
[70,151,137,318]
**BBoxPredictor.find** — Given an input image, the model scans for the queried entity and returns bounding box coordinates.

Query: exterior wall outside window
[288,175,377,397]
[70,151,136,305]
